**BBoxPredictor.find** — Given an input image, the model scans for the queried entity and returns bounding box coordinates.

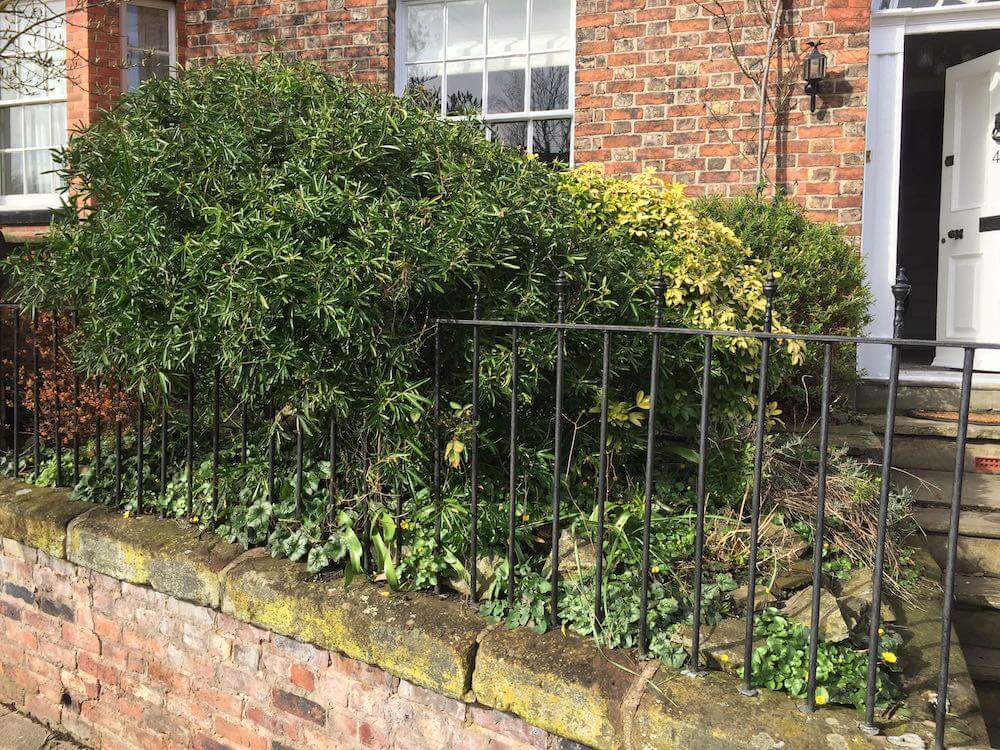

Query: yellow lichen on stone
[221,555,482,700]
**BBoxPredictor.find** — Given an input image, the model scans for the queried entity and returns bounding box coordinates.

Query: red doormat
[909,409,1000,425]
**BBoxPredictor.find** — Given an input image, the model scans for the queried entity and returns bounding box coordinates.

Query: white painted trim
[858,4,1000,379]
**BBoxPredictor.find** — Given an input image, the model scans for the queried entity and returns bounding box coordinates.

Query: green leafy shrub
[5,56,803,545]
[696,192,871,412]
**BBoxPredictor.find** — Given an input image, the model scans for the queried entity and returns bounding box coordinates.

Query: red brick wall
[182,0,395,88]
[66,0,124,130]
[0,537,553,750]
[573,0,871,235]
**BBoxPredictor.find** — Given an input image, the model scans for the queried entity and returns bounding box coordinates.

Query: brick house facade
[2,0,1000,374]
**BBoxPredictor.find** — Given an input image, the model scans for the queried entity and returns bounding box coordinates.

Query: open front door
[934,50,1000,371]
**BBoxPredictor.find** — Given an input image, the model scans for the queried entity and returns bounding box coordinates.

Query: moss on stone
[221,554,484,700]
[66,505,243,608]
[472,625,637,748]
[0,479,92,558]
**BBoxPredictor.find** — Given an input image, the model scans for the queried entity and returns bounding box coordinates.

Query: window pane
[406,63,442,113]
[445,59,483,115]
[487,57,525,114]
[488,0,527,54]
[406,3,444,61]
[127,48,170,89]
[23,103,50,148]
[446,0,484,58]
[490,120,527,150]
[531,0,571,51]
[0,107,23,149]
[50,101,65,146]
[2,151,24,195]
[25,148,53,193]
[533,118,571,164]
[126,4,170,51]
[530,52,570,111]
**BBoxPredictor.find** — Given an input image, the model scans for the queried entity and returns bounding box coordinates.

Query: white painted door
[934,50,1000,371]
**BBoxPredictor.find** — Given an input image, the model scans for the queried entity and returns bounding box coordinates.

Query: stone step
[896,470,1000,511]
[920,534,1000,578]
[953,606,1000,650]
[912,508,1000,539]
[856,381,1000,414]
[955,575,1000,610]
[828,429,1000,472]
[859,414,1000,441]
[963,646,1000,683]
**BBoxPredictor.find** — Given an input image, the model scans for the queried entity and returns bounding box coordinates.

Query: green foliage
[745,609,903,709]
[696,191,871,410]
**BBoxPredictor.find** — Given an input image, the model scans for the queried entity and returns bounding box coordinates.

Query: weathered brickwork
[182,0,395,88]
[0,538,552,750]
[573,0,871,234]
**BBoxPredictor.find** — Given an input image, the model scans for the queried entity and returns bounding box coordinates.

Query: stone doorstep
[0,478,990,750]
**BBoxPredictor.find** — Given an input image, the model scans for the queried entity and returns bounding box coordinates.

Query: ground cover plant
[3,56,913,714]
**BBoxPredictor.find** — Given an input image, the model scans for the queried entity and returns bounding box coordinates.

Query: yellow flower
[379,590,390,598]
[815,694,827,706]
[651,565,660,574]
[882,651,897,664]
[190,516,199,524]
[521,514,530,522]
[878,627,884,637]
[122,511,131,519]
[400,520,409,530]
[719,654,730,663]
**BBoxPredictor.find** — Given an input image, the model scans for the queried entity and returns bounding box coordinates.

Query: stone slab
[0,479,93,559]
[472,625,638,749]
[66,505,243,608]
[221,553,483,700]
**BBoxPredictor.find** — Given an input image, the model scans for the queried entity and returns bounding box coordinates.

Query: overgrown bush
[696,192,871,415]
[6,56,800,530]
[3,57,907,710]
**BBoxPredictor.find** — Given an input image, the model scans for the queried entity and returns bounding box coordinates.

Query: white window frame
[394,0,576,163]
[120,0,177,92]
[873,0,1000,13]
[0,0,66,210]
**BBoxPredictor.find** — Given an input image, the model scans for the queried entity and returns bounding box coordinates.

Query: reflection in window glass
[446,59,484,115]
[487,57,525,114]
[490,121,528,150]
[447,0,485,58]
[533,118,571,164]
[530,52,570,111]
[488,0,527,54]
[407,3,444,61]
[406,63,442,113]
[400,0,573,161]
[531,0,572,51]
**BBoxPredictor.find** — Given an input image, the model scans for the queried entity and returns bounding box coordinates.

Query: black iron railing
[0,268,997,749]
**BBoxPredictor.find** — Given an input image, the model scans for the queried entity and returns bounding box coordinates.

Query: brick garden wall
[0,537,554,750]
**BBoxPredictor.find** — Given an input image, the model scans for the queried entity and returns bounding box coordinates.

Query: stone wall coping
[0,478,986,749]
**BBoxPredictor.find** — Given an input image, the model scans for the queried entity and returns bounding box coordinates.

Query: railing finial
[892,267,910,337]
[555,270,569,324]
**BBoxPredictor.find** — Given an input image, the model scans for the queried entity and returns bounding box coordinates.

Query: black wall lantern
[803,41,828,113]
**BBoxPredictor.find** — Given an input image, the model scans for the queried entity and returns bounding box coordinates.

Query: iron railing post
[549,271,568,627]
[741,271,777,696]
[862,268,910,734]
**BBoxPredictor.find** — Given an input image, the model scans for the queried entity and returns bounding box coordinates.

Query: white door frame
[859,3,1000,379]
